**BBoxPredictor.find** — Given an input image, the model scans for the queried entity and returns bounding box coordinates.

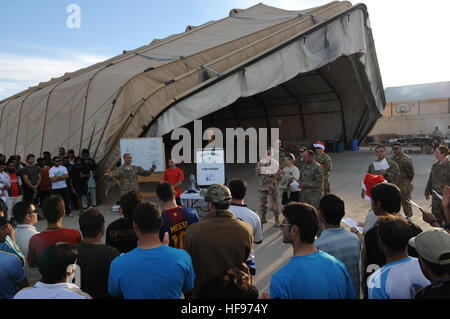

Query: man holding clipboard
[368,145,400,185]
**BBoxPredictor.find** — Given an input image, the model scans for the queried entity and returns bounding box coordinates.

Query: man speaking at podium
[107,153,157,196]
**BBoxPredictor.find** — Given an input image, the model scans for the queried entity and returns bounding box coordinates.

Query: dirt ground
[32,146,437,295]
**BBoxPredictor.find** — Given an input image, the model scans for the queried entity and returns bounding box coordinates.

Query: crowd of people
[1,142,450,300]
[0,147,97,221]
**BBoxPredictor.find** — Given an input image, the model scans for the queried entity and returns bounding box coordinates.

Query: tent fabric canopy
[0,1,385,198]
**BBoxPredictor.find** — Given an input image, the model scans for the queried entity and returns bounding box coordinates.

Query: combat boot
[261,212,267,224]
[274,215,280,227]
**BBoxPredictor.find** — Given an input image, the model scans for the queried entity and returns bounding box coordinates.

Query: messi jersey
[160,207,200,249]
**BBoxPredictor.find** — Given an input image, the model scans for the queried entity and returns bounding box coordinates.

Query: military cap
[299,146,307,152]
[200,184,232,204]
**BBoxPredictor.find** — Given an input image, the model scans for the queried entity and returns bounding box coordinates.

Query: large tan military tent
[0,1,385,199]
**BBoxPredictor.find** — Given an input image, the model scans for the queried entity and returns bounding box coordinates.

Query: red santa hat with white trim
[362,173,387,201]
[313,141,325,150]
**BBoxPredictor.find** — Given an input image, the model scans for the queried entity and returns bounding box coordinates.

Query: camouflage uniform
[295,158,306,173]
[315,152,332,194]
[299,160,324,210]
[295,147,308,172]
[368,157,400,185]
[425,157,450,225]
[276,147,288,170]
[113,164,155,196]
[391,152,415,217]
[255,158,280,225]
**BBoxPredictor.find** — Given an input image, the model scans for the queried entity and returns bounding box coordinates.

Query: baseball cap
[200,184,232,205]
[409,228,450,265]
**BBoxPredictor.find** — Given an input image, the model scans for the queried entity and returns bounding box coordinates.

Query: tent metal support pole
[280,84,307,138]
[78,67,109,155]
[40,82,65,156]
[93,98,118,159]
[316,69,348,147]
[13,89,38,154]
[0,99,15,151]
[13,98,27,154]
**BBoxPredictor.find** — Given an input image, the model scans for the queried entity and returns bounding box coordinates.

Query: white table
[180,190,207,210]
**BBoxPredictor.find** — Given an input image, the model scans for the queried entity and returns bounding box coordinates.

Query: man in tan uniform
[368,145,400,185]
[255,148,280,226]
[274,139,289,170]
[391,143,415,217]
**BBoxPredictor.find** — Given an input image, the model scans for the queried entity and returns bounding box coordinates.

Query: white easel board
[196,148,225,186]
[120,137,165,173]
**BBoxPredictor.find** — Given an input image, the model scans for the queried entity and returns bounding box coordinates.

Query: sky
[0,0,449,101]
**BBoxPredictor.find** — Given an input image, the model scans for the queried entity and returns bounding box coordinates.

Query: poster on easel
[120,137,165,172]
[196,148,225,186]
[120,137,165,185]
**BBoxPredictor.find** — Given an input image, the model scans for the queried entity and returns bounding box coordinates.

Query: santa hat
[313,141,325,150]
[362,173,387,201]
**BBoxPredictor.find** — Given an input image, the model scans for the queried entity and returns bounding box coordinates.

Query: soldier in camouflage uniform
[425,145,450,226]
[295,146,308,172]
[255,148,280,226]
[368,145,400,185]
[391,143,415,217]
[298,150,324,210]
[274,139,288,170]
[314,141,332,194]
[107,153,157,196]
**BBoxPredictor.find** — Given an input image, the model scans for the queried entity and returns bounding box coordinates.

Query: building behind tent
[367,81,450,142]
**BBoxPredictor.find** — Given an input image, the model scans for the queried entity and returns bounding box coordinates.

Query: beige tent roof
[0,1,385,197]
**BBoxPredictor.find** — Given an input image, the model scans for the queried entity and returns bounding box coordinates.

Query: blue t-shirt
[0,236,25,266]
[270,250,356,299]
[315,227,361,297]
[367,257,430,299]
[108,245,195,299]
[0,251,26,299]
